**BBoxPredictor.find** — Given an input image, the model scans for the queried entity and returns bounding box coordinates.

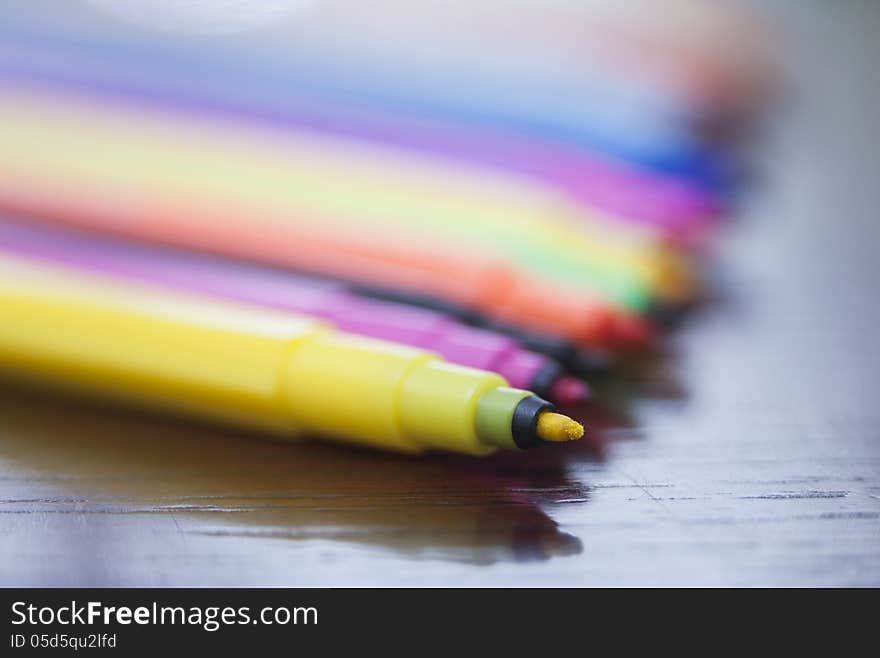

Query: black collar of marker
[512,395,557,449]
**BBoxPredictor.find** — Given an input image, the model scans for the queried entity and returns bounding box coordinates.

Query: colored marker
[0,87,694,310]
[0,219,590,406]
[0,62,722,240]
[0,14,728,188]
[0,254,584,456]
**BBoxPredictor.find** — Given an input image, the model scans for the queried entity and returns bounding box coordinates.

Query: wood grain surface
[1,2,878,587]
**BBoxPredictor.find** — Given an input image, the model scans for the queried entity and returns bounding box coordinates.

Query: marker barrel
[0,255,574,455]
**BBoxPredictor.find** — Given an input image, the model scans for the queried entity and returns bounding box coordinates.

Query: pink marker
[0,218,590,406]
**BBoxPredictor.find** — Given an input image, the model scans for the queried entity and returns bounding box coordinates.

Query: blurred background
[0,0,878,586]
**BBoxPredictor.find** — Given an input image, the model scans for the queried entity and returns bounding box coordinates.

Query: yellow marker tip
[536,412,584,443]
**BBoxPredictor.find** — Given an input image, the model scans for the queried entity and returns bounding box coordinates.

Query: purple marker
[0,218,590,406]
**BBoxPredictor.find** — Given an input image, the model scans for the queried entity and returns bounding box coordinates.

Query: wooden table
[1,2,878,587]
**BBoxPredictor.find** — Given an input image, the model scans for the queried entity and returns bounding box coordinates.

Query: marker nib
[536,412,584,442]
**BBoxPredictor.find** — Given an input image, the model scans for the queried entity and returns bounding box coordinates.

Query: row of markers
[0,0,776,412]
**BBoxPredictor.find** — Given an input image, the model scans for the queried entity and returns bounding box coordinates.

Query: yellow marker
[0,255,583,456]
